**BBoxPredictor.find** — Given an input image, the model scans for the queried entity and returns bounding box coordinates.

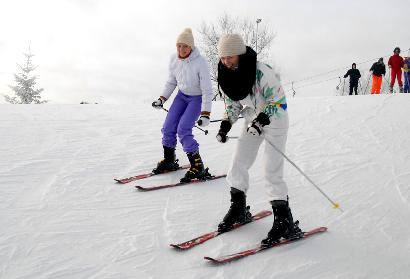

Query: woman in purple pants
[151,28,213,182]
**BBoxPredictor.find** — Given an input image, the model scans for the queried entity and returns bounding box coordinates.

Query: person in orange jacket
[388,47,404,93]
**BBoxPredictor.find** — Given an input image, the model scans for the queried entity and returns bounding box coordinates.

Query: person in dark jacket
[344,63,361,95]
[369,58,386,94]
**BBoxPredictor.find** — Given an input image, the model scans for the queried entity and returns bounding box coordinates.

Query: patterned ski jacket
[162,47,213,112]
[223,62,288,129]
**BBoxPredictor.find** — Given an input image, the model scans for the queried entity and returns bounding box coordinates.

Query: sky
[0,0,409,104]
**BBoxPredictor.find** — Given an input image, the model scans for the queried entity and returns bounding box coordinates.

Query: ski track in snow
[1,96,410,278]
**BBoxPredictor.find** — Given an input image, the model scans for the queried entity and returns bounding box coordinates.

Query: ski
[114,164,190,184]
[170,210,272,250]
[204,226,327,264]
[135,174,227,191]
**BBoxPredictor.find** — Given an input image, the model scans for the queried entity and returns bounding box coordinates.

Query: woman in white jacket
[215,34,302,247]
[151,28,213,182]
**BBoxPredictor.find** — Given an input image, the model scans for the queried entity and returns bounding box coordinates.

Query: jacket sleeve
[223,96,243,124]
[257,65,287,120]
[161,56,177,99]
[358,70,361,78]
[382,65,386,75]
[343,70,349,78]
[388,57,392,67]
[370,63,375,72]
[198,58,213,113]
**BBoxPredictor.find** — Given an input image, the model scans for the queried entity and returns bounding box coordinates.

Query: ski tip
[135,186,147,191]
[114,179,122,183]
[204,256,221,264]
[306,226,328,234]
[318,226,328,232]
[170,244,191,250]
[170,244,184,250]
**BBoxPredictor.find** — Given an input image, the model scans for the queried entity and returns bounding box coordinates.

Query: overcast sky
[0,0,409,104]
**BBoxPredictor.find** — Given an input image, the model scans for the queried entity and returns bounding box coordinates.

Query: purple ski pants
[162,91,202,153]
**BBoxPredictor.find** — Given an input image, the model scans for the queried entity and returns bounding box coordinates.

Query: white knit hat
[217,34,246,58]
[176,28,195,48]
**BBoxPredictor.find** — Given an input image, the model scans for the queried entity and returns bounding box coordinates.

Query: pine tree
[4,47,46,104]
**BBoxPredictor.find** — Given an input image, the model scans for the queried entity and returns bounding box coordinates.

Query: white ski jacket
[223,62,288,129]
[162,48,213,113]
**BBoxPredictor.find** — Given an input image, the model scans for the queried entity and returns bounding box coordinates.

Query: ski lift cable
[281,48,410,95]
[284,75,341,94]
[282,53,392,87]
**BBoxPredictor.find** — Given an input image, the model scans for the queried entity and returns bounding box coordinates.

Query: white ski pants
[226,121,289,201]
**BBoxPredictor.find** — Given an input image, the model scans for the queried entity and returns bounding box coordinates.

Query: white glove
[197,115,210,127]
[216,133,229,143]
[246,121,263,136]
[152,98,165,109]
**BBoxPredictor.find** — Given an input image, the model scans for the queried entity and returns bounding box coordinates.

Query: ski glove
[216,120,232,143]
[247,112,270,136]
[152,97,166,109]
[197,112,211,127]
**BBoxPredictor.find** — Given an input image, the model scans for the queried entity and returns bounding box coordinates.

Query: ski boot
[399,86,404,93]
[180,151,211,183]
[152,146,180,174]
[261,199,303,247]
[218,187,252,233]
[389,86,394,93]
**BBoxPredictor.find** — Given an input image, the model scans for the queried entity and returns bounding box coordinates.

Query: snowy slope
[1,95,410,279]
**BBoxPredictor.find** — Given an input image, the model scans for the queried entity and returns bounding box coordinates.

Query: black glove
[152,97,165,109]
[247,112,270,136]
[216,120,232,143]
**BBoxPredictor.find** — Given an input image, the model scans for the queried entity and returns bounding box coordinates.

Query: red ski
[170,210,272,250]
[204,226,327,264]
[114,164,190,184]
[135,174,227,191]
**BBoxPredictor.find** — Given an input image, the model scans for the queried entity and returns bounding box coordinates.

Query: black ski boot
[152,146,180,174]
[218,187,252,233]
[180,151,210,183]
[261,199,303,247]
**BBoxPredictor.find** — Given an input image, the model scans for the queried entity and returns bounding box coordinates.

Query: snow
[1,95,410,278]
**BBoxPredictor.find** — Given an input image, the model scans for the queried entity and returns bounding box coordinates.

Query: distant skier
[388,47,404,93]
[369,58,386,94]
[343,63,361,95]
[403,58,410,93]
[151,28,213,182]
[215,34,302,247]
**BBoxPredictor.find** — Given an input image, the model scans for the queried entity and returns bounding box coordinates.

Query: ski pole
[358,79,362,95]
[210,116,244,123]
[364,74,371,94]
[265,138,343,212]
[160,107,209,135]
[336,77,342,90]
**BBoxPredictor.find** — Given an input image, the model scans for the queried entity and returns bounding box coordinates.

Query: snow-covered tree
[4,47,46,104]
[198,14,275,96]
